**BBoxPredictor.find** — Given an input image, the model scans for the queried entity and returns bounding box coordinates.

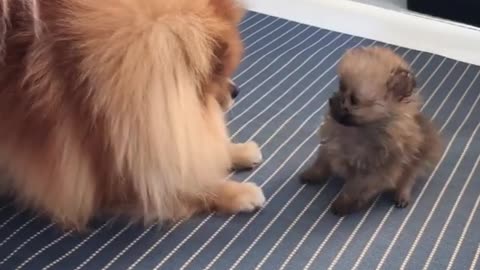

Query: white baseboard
[243,0,480,66]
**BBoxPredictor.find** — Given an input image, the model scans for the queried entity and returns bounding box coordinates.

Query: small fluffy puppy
[301,47,442,216]
[0,0,265,230]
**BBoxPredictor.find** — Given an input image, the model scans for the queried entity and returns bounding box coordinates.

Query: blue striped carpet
[1,11,480,270]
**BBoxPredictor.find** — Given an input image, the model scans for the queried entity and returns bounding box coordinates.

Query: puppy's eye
[350,94,358,106]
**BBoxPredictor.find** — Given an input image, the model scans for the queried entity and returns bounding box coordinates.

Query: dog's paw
[214,181,265,214]
[241,141,263,167]
[230,182,266,212]
[231,141,263,170]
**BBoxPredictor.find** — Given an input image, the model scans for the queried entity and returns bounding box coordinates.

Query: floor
[244,0,480,66]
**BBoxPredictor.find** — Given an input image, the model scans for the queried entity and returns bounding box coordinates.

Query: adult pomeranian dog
[301,47,442,216]
[0,0,265,230]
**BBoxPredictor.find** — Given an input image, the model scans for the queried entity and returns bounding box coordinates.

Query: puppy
[0,0,265,230]
[301,47,442,216]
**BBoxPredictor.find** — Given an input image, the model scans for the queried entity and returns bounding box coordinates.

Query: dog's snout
[230,80,239,99]
[231,85,239,99]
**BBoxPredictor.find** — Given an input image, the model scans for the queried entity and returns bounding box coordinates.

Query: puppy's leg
[332,176,386,216]
[300,148,331,185]
[229,142,263,170]
[394,167,419,208]
[208,179,265,213]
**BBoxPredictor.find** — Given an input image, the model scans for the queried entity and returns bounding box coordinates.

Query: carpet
[1,11,480,270]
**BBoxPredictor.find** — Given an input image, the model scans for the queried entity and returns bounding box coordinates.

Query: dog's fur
[0,0,265,230]
[301,47,442,216]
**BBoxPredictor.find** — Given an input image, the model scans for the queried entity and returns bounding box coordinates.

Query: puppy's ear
[387,67,416,101]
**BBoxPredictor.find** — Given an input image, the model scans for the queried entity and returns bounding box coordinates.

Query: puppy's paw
[394,189,411,208]
[394,192,410,208]
[300,168,328,185]
[231,142,263,170]
[213,181,266,214]
[395,199,409,208]
[331,195,358,216]
[331,200,351,217]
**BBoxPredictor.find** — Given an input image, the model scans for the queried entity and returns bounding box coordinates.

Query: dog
[301,46,442,216]
[0,0,265,230]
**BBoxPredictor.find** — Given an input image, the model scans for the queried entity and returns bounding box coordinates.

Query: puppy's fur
[301,47,442,216]
[0,0,265,230]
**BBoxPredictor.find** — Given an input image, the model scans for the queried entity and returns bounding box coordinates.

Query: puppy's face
[206,0,245,111]
[329,47,417,126]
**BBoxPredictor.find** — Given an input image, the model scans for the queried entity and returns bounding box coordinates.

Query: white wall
[349,0,406,10]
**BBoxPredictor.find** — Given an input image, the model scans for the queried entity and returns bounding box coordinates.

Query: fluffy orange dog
[0,0,265,230]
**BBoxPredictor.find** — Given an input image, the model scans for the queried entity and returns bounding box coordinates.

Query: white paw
[233,141,263,170]
[233,182,266,212]
[244,141,263,165]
